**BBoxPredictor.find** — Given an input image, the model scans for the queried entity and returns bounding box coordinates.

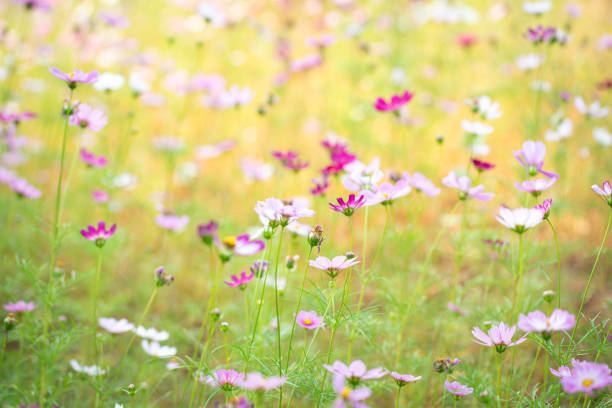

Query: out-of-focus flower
[0,110,36,124]
[522,1,552,15]
[129,73,150,95]
[240,158,274,183]
[197,221,218,245]
[216,234,265,259]
[79,149,107,168]
[329,194,366,216]
[593,127,612,147]
[444,380,473,396]
[98,317,134,334]
[307,33,336,49]
[386,370,421,387]
[545,118,573,142]
[69,104,108,132]
[534,198,552,219]
[152,136,185,153]
[361,180,411,206]
[472,322,527,353]
[442,171,494,201]
[550,365,572,378]
[9,178,41,199]
[195,140,235,160]
[3,300,35,312]
[80,221,117,247]
[155,213,189,231]
[13,0,52,11]
[255,197,315,228]
[456,33,477,47]
[325,360,386,385]
[513,140,557,178]
[309,255,359,279]
[289,54,323,72]
[342,158,384,192]
[471,158,495,172]
[134,326,169,341]
[49,67,98,88]
[591,180,612,207]
[465,96,502,120]
[403,172,440,197]
[296,310,324,330]
[224,271,254,290]
[70,359,106,376]
[524,26,557,44]
[98,11,130,28]
[447,302,467,316]
[94,72,125,92]
[514,175,558,197]
[574,97,610,119]
[518,309,575,339]
[332,374,372,407]
[560,360,612,395]
[495,206,544,233]
[202,369,244,391]
[197,2,227,27]
[272,150,309,172]
[374,90,413,113]
[516,53,544,70]
[461,120,493,136]
[141,340,176,358]
[239,372,286,390]
[92,190,109,203]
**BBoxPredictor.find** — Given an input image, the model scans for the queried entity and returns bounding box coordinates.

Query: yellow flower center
[382,193,389,199]
[69,72,74,80]
[546,320,551,327]
[582,379,593,387]
[223,236,236,248]
[341,387,351,399]
[303,319,313,325]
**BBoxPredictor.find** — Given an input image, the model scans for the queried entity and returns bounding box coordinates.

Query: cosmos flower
[69,104,108,132]
[93,72,125,92]
[361,180,411,206]
[386,370,421,387]
[324,360,386,385]
[560,360,612,395]
[518,309,575,339]
[80,221,117,247]
[216,234,265,259]
[49,67,99,88]
[374,90,413,113]
[195,140,235,160]
[522,1,551,15]
[239,372,287,390]
[3,301,36,312]
[141,340,176,358]
[9,178,41,199]
[550,365,572,378]
[514,175,558,197]
[272,150,309,172]
[92,190,109,203]
[472,322,527,353]
[516,53,544,70]
[133,326,169,342]
[574,97,610,119]
[224,271,254,290]
[444,380,473,396]
[240,158,274,183]
[202,369,244,391]
[442,171,494,201]
[461,120,493,136]
[0,110,36,124]
[593,127,612,147]
[465,96,502,120]
[310,255,360,279]
[329,194,366,216]
[403,172,441,197]
[289,54,323,72]
[79,149,107,168]
[456,33,477,48]
[524,26,557,43]
[155,214,189,231]
[332,374,372,408]
[296,310,324,330]
[12,0,52,11]
[129,73,150,95]
[545,118,573,142]
[471,158,495,172]
[98,317,134,334]
[197,220,218,245]
[591,180,612,206]
[495,206,544,233]
[513,140,557,178]
[70,359,106,376]
[447,302,468,316]
[254,197,315,228]
[534,198,552,219]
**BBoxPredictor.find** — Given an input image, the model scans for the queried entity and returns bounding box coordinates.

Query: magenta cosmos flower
[155,213,189,232]
[361,180,411,206]
[216,234,265,261]
[239,372,286,390]
[442,171,494,201]
[591,180,612,207]
[403,172,441,197]
[374,90,413,113]
[560,360,612,395]
[0,110,36,124]
[296,310,324,330]
[518,309,575,340]
[69,104,108,132]
[3,300,36,312]
[444,380,473,396]
[309,255,360,279]
[525,26,557,43]
[329,194,366,216]
[92,190,109,203]
[472,322,526,353]
[471,158,495,172]
[272,150,309,172]
[49,67,98,89]
[495,206,544,233]
[324,360,386,386]
[513,140,557,178]
[332,374,372,408]
[386,370,421,387]
[224,271,254,290]
[80,221,116,248]
[79,149,107,168]
[13,0,52,11]
[202,369,244,391]
[197,220,218,246]
[534,198,552,219]
[9,178,41,199]
[255,197,315,228]
[514,175,558,197]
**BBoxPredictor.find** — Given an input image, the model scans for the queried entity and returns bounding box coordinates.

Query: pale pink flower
[442,171,494,201]
[296,310,324,330]
[472,322,527,353]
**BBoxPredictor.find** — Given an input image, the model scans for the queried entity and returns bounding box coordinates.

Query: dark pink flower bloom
[272,150,309,172]
[224,271,254,290]
[80,221,116,247]
[92,190,109,203]
[525,26,557,43]
[329,194,366,216]
[456,33,477,47]
[197,220,218,245]
[4,300,36,312]
[471,158,495,172]
[49,67,99,88]
[202,369,244,391]
[386,370,421,387]
[534,198,552,219]
[79,149,107,168]
[310,176,330,196]
[374,90,413,113]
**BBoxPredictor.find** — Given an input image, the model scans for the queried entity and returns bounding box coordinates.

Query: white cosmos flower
[593,127,612,147]
[516,53,544,71]
[545,118,573,142]
[141,340,176,358]
[495,206,544,233]
[98,317,134,334]
[94,72,125,92]
[129,73,150,94]
[70,359,106,376]
[341,158,384,191]
[522,1,552,14]
[461,120,494,136]
[134,326,169,341]
[574,97,610,119]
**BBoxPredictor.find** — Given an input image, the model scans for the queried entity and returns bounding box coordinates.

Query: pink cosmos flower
[0,110,36,124]
[80,221,116,247]
[550,365,572,378]
[13,0,52,11]
[513,140,558,178]
[514,175,558,197]
[444,380,473,396]
[3,300,36,312]
[442,171,494,201]
[329,194,366,216]
[9,178,41,199]
[272,150,309,172]
[224,271,254,290]
[49,67,99,88]
[216,234,265,259]
[310,256,360,279]
[202,369,244,391]
[240,158,274,183]
[79,149,107,168]
[296,310,324,330]
[456,33,478,47]
[289,53,323,72]
[495,206,544,233]
[518,309,575,339]
[524,26,557,43]
[69,104,108,132]
[0,167,16,184]
[386,370,421,387]
[591,180,612,206]
[254,197,315,228]
[341,158,384,192]
[332,374,372,408]
[195,140,235,160]
[239,372,286,390]
[403,172,441,197]
[310,176,330,196]
[155,214,189,231]
[534,198,552,219]
[560,360,612,395]
[374,90,413,113]
[471,158,495,172]
[92,190,109,203]
[361,180,411,206]
[306,33,336,49]
[472,322,527,353]
[447,302,468,316]
[324,360,386,385]
[197,220,219,245]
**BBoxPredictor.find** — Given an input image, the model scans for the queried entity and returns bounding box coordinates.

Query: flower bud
[250,260,268,278]
[263,226,274,240]
[345,251,356,260]
[285,255,299,271]
[127,383,136,396]
[543,290,555,303]
[4,313,17,331]
[220,321,229,332]
[211,308,221,322]
[436,134,444,144]
[308,225,324,248]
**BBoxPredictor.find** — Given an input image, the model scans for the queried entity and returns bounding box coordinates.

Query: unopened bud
[543,290,555,303]
[307,225,324,248]
[211,308,221,322]
[220,321,229,332]
[4,313,17,331]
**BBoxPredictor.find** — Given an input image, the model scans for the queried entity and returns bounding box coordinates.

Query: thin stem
[121,286,159,363]
[193,246,216,358]
[514,233,525,321]
[522,343,541,398]
[395,387,401,408]
[568,210,611,353]
[496,352,502,407]
[317,284,336,408]
[274,227,285,408]
[546,218,562,360]
[92,248,104,408]
[0,332,6,374]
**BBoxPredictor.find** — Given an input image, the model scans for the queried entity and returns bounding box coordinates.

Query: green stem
[496,352,502,407]
[395,387,401,408]
[546,218,562,360]
[274,227,285,408]
[92,248,104,408]
[193,246,216,359]
[121,286,159,363]
[514,233,525,321]
[317,284,336,408]
[0,332,6,374]
[522,343,541,399]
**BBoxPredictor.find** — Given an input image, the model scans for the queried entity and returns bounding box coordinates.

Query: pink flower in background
[306,33,336,49]
[13,0,52,11]
[296,310,324,330]
[189,74,226,93]
[0,110,36,124]
[240,158,274,182]
[216,234,265,258]
[49,67,98,88]
[310,255,359,279]
[324,360,386,384]
[403,172,440,197]
[329,194,366,216]
[560,360,612,395]
[341,158,384,191]
[155,214,189,231]
[3,300,36,312]
[456,33,477,47]
[374,90,413,113]
[80,221,116,247]
[472,322,526,353]
[195,140,235,160]
[471,158,495,172]
[332,374,372,407]
[239,372,286,390]
[98,11,130,28]
[524,26,557,43]
[79,149,107,168]
[495,206,544,233]
[550,365,572,378]
[272,150,309,172]
[98,317,134,334]
[518,309,575,338]
[444,380,473,396]
[442,171,494,201]
[202,369,244,391]
[591,180,612,206]
[447,302,467,315]
[289,54,323,72]
[386,370,421,387]
[224,271,254,290]
[513,140,558,178]
[69,104,108,132]
[197,220,219,245]
[361,180,411,206]
[310,176,329,196]
[534,198,552,219]
[514,175,558,196]
[9,178,41,199]
[254,197,315,227]
[92,190,109,203]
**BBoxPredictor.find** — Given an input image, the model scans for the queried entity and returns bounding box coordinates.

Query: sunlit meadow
[1,0,611,407]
